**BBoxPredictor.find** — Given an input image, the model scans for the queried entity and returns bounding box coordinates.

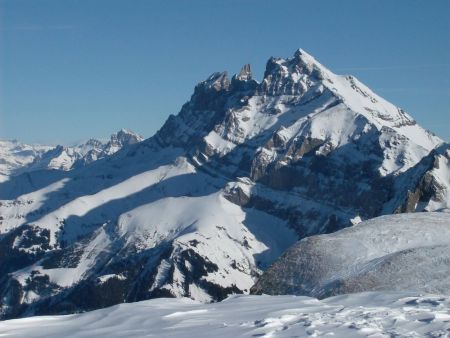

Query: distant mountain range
[0,49,448,319]
[0,129,143,181]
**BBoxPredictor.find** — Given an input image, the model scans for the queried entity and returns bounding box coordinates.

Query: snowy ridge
[295,49,439,149]
[252,213,450,298]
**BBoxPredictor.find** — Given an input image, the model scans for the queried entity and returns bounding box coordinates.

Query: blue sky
[1,0,449,144]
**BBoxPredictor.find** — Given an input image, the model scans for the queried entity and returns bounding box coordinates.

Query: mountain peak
[294,48,307,56]
[293,48,329,75]
[159,49,441,155]
[235,64,252,81]
[260,48,328,95]
[200,71,230,92]
[115,129,143,142]
[108,129,144,149]
[231,64,258,92]
[293,48,315,63]
[118,128,133,135]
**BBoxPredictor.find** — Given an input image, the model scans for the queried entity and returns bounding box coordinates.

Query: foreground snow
[1,293,450,337]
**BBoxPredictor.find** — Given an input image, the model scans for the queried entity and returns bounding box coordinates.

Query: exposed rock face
[394,144,450,213]
[251,213,450,298]
[0,49,448,319]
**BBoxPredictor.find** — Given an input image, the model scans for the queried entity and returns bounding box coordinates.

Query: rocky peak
[112,129,144,146]
[83,138,104,150]
[292,48,326,75]
[235,64,252,81]
[231,64,258,92]
[192,49,327,98]
[157,49,441,162]
[259,49,327,96]
[182,71,232,115]
[196,72,230,93]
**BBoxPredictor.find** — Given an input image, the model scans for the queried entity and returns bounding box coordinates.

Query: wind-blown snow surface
[1,49,449,318]
[252,213,450,298]
[1,293,450,338]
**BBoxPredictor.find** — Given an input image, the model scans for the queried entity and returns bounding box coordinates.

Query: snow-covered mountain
[0,129,144,179]
[25,129,144,172]
[1,292,449,338]
[251,212,450,297]
[0,140,53,183]
[0,49,449,319]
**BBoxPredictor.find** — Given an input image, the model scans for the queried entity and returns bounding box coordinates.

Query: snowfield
[1,292,450,337]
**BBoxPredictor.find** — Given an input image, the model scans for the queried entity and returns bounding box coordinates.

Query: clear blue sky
[1,0,449,144]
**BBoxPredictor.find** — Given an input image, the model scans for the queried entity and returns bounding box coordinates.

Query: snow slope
[1,292,450,338]
[0,143,298,318]
[252,213,450,298]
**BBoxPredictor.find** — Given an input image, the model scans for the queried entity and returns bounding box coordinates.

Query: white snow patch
[97,274,126,284]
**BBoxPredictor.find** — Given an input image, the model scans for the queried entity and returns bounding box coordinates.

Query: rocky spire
[236,64,252,81]
[200,72,230,92]
[231,64,258,92]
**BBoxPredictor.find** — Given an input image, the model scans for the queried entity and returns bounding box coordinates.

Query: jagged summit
[117,128,140,137]
[159,49,441,169]
[197,48,329,94]
[235,63,252,81]
[192,49,439,151]
[111,129,143,146]
[199,71,230,92]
